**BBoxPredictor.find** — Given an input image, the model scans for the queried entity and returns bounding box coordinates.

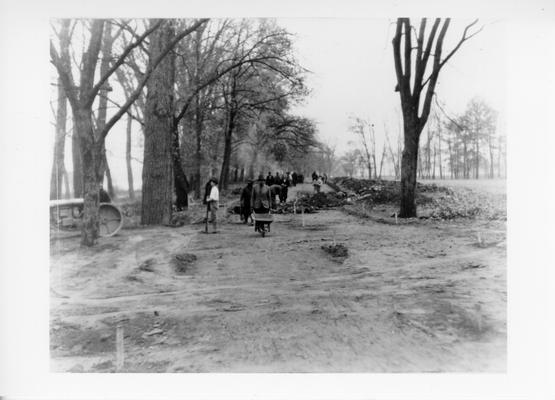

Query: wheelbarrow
[252,212,273,237]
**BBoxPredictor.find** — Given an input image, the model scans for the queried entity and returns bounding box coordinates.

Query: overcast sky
[278,17,507,154]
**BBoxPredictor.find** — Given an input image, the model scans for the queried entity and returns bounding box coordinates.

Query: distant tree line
[340,97,505,181]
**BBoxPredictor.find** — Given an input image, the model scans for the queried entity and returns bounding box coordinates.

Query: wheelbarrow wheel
[98,203,123,237]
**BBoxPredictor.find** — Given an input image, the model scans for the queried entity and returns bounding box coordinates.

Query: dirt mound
[332,177,505,221]
[272,192,348,214]
[321,243,348,258]
[333,177,443,205]
[426,188,506,220]
[173,253,197,273]
[168,211,192,227]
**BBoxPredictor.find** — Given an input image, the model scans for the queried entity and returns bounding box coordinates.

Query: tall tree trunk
[193,98,203,198]
[399,121,420,218]
[438,128,443,179]
[220,106,237,190]
[75,109,103,246]
[489,142,494,179]
[103,153,115,198]
[475,140,480,179]
[72,121,83,197]
[96,22,113,188]
[50,76,68,200]
[141,20,176,225]
[62,167,70,198]
[432,144,437,179]
[51,20,71,200]
[125,114,135,200]
[172,123,190,210]
[463,142,468,179]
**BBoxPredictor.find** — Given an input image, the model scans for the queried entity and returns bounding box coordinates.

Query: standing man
[280,173,290,203]
[266,172,274,186]
[251,174,271,232]
[240,179,254,224]
[207,178,220,233]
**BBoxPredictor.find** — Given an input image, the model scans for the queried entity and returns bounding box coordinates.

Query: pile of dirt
[272,192,349,214]
[173,253,197,273]
[425,188,506,220]
[332,177,442,205]
[332,177,505,221]
[321,243,349,261]
[167,211,192,227]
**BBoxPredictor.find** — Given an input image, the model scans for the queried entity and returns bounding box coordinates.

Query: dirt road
[50,183,506,372]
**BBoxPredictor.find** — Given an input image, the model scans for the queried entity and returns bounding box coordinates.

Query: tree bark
[399,122,420,218]
[220,92,237,190]
[172,122,190,210]
[75,109,103,246]
[193,96,203,198]
[125,114,135,200]
[96,22,114,190]
[103,152,115,198]
[71,117,83,197]
[141,20,176,225]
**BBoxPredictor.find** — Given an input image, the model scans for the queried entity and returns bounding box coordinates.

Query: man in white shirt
[207,178,220,233]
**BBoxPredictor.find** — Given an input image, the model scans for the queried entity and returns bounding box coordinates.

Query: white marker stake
[394,212,398,225]
[116,323,124,371]
[301,207,305,227]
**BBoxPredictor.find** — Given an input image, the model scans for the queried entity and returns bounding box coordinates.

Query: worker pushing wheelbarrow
[251,174,274,237]
[252,211,273,237]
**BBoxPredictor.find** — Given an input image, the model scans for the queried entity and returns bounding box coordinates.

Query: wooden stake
[301,207,305,227]
[116,322,124,371]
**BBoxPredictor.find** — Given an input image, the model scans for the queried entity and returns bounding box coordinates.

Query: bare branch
[86,19,162,108]
[99,18,209,140]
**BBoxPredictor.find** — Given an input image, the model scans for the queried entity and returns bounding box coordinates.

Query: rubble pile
[332,177,505,221]
[427,189,506,220]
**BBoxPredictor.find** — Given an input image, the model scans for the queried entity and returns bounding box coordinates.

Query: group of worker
[239,172,292,229]
[202,170,323,233]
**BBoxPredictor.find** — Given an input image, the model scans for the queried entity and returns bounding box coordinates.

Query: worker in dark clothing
[251,175,271,232]
[240,180,254,224]
[280,174,290,203]
[266,172,274,186]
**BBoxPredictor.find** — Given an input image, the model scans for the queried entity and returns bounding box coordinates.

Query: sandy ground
[50,183,506,372]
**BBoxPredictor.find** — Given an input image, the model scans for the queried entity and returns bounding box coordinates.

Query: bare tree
[392,18,482,217]
[50,20,71,200]
[141,20,177,225]
[350,117,373,179]
[50,18,208,245]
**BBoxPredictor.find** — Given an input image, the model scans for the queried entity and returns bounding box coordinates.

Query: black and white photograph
[1,0,554,398]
